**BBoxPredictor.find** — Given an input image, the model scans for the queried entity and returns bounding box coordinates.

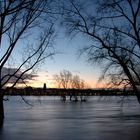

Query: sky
[0,0,104,89]
[1,27,103,89]
[28,31,102,88]
[1,0,139,90]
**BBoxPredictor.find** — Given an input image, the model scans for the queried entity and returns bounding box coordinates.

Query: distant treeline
[3,87,135,96]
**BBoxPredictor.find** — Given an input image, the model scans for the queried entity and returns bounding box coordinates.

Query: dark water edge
[0,96,140,140]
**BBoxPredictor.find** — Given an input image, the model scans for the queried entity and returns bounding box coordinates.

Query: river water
[0,96,140,140]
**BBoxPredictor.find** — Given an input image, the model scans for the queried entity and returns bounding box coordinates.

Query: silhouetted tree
[53,70,72,101]
[54,69,88,101]
[54,70,87,89]
[54,70,72,89]
[71,75,86,89]
[61,0,140,103]
[0,0,55,121]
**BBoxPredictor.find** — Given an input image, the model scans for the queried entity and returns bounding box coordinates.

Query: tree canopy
[61,0,140,103]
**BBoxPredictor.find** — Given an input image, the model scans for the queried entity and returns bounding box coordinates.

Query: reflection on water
[0,96,140,140]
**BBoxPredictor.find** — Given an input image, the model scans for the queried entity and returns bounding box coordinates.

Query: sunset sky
[1,0,138,90]
[1,0,105,89]
[27,31,102,88]
[3,28,102,89]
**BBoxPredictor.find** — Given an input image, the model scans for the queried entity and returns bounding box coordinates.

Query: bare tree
[54,69,87,101]
[0,0,55,121]
[54,70,72,89]
[71,75,86,89]
[71,74,87,101]
[61,0,140,103]
[54,69,87,89]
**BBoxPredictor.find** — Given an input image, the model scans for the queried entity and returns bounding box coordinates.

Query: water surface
[0,96,140,140]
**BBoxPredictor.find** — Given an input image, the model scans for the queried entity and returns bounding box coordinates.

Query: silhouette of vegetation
[54,69,89,101]
[4,87,135,96]
[54,70,72,101]
[0,0,55,121]
[54,70,72,89]
[60,0,140,103]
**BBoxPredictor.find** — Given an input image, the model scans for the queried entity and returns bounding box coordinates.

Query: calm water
[0,96,140,140]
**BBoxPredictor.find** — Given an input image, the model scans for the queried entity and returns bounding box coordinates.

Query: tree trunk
[121,64,140,104]
[136,95,140,103]
[135,91,140,104]
[0,71,4,122]
[0,95,4,122]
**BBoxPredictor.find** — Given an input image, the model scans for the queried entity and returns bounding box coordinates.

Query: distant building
[43,83,47,91]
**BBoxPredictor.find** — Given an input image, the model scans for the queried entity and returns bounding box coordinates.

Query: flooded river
[0,96,140,140]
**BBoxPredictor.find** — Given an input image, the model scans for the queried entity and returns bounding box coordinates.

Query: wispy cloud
[1,67,38,85]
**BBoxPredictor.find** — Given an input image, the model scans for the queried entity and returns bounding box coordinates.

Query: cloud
[1,67,38,85]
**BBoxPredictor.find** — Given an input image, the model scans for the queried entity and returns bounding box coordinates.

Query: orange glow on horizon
[26,72,55,88]
[6,72,109,89]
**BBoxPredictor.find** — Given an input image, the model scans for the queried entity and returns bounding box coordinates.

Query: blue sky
[1,23,102,88]
[36,29,102,88]
[0,0,103,89]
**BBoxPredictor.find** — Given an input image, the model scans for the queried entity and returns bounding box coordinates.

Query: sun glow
[27,73,102,89]
[5,71,105,89]
[5,72,55,88]
[27,72,55,88]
